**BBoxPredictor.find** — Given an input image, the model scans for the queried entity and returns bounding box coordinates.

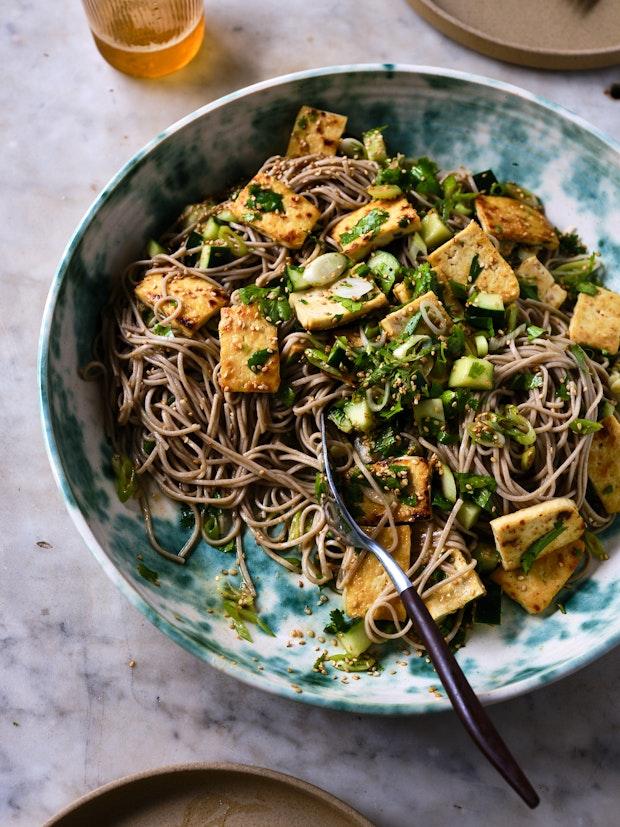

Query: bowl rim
[38,63,620,715]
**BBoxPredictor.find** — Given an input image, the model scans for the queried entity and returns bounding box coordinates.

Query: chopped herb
[143,438,156,453]
[569,344,589,372]
[401,494,418,507]
[296,116,308,130]
[246,184,284,214]
[137,562,160,587]
[558,230,586,257]
[521,521,566,573]
[454,472,497,512]
[370,425,403,459]
[324,608,353,635]
[276,384,296,407]
[328,653,376,672]
[152,322,174,338]
[519,280,539,301]
[509,372,543,391]
[237,283,292,323]
[220,581,275,641]
[569,418,603,435]
[331,295,367,313]
[556,602,567,614]
[339,208,389,245]
[315,472,327,499]
[576,281,599,296]
[446,324,466,358]
[179,504,196,531]
[469,253,482,280]
[403,261,440,300]
[247,348,274,373]
[526,325,545,341]
[557,376,570,401]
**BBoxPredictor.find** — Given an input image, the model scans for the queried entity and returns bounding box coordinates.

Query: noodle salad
[90,106,620,673]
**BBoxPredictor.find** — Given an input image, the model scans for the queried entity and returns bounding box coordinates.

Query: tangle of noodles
[89,151,616,653]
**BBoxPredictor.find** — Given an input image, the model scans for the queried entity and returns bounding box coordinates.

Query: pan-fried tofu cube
[492,539,584,614]
[332,198,420,261]
[289,277,388,331]
[380,290,452,339]
[517,256,567,309]
[427,221,519,304]
[135,273,228,337]
[475,195,558,249]
[218,304,280,393]
[229,173,320,249]
[344,526,411,621]
[588,415,620,513]
[423,549,485,622]
[490,497,584,571]
[568,287,620,355]
[286,105,347,158]
[347,457,431,525]
[393,281,414,304]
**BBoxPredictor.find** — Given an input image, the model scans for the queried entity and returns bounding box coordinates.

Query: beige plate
[408,0,620,69]
[44,763,373,827]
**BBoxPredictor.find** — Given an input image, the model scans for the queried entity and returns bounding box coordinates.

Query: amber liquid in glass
[86,1,205,78]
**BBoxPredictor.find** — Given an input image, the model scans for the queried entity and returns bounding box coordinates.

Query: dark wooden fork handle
[400,586,539,808]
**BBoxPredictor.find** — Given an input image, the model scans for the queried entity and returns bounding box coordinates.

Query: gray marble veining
[1,1,619,825]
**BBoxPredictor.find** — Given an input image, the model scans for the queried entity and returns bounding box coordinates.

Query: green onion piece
[222,600,253,642]
[584,530,609,560]
[367,184,402,199]
[569,418,603,435]
[288,511,303,543]
[203,512,221,541]
[520,445,536,471]
[526,325,545,341]
[111,453,140,503]
[216,207,236,223]
[474,334,488,357]
[496,405,536,446]
[202,216,220,241]
[327,653,376,673]
[339,137,366,159]
[304,348,345,379]
[569,344,589,372]
[521,520,566,573]
[218,225,249,257]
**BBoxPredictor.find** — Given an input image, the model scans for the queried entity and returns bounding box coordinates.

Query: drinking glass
[81,0,205,78]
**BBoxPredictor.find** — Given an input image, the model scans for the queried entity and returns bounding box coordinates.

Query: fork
[320,416,539,809]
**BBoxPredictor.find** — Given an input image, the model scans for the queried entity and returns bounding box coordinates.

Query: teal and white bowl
[39,65,620,714]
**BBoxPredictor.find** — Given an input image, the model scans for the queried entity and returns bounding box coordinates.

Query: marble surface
[2,1,620,825]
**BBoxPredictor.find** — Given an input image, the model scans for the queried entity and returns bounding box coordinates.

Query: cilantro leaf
[245,184,284,213]
[237,284,292,323]
[247,348,274,373]
[339,208,389,245]
[526,325,545,341]
[324,609,353,635]
[469,253,482,280]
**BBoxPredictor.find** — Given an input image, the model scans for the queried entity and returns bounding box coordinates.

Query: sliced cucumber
[472,542,500,574]
[467,292,505,315]
[363,129,387,163]
[343,397,375,434]
[338,620,372,657]
[440,463,457,503]
[368,251,401,281]
[198,242,230,269]
[457,501,481,529]
[449,356,494,391]
[413,398,445,425]
[202,216,221,241]
[420,211,453,250]
[147,239,166,258]
[474,334,489,357]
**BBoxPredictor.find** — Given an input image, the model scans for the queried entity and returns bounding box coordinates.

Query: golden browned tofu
[349,457,431,525]
[332,198,420,262]
[344,526,411,621]
[229,173,320,249]
[286,105,347,158]
[427,221,519,304]
[492,540,584,614]
[423,549,485,622]
[135,273,228,338]
[490,497,584,571]
[289,277,388,331]
[568,287,620,355]
[380,290,452,339]
[475,195,558,249]
[588,415,620,513]
[393,281,414,304]
[218,304,280,393]
[516,256,567,309]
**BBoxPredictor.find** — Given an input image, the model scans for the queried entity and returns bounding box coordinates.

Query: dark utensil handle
[400,586,539,809]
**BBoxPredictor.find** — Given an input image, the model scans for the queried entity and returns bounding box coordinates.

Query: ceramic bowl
[39,65,620,714]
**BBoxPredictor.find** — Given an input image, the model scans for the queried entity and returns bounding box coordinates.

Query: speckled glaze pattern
[39,65,620,715]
